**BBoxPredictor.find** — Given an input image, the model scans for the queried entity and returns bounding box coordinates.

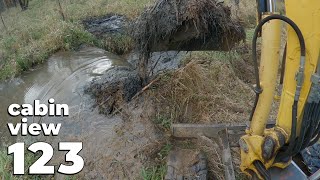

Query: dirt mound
[131,0,245,53]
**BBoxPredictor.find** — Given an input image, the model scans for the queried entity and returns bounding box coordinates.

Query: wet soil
[83,14,127,37]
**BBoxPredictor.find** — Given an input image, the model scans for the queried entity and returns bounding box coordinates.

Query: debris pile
[131,0,245,53]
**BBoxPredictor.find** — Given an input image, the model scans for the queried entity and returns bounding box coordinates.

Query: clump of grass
[153,114,172,131]
[141,165,167,180]
[0,148,43,180]
[141,143,172,180]
[102,33,134,55]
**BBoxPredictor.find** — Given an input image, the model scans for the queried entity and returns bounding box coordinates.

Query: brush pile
[131,0,246,53]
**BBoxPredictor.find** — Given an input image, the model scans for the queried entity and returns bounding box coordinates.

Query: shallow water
[0,47,130,147]
[0,47,180,179]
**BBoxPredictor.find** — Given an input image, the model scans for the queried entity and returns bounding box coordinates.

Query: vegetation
[141,143,172,180]
[0,149,43,180]
[0,0,152,80]
[0,0,285,179]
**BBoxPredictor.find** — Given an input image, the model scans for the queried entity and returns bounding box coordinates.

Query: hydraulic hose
[293,56,320,155]
[250,14,306,161]
[292,103,314,155]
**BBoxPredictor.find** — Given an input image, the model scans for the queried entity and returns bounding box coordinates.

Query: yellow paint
[240,0,320,178]
[277,0,320,137]
[250,14,281,135]
[240,128,289,179]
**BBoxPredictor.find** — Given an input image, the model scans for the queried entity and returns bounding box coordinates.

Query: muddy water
[0,47,128,146]
[0,47,162,179]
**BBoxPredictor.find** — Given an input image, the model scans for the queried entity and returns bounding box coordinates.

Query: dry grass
[147,44,257,180]
[226,0,285,27]
[151,54,254,125]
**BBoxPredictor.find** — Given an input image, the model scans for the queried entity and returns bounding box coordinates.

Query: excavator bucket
[267,162,307,180]
[170,123,318,180]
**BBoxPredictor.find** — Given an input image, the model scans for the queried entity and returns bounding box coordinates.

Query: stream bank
[0,47,172,179]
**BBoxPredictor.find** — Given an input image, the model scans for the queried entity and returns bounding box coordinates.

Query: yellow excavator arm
[240,0,320,179]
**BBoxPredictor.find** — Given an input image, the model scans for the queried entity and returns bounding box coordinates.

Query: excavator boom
[240,0,320,179]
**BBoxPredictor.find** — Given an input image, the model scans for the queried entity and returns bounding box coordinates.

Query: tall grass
[0,0,152,80]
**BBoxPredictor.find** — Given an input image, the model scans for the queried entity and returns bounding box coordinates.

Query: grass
[0,147,78,179]
[153,114,172,131]
[141,165,167,180]
[0,0,152,81]
[0,148,43,180]
[151,53,254,124]
[141,143,172,180]
[147,28,259,179]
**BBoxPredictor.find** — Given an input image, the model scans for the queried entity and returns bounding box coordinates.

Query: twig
[0,13,7,32]
[132,76,161,100]
[57,0,66,21]
[111,76,161,116]
[148,53,162,77]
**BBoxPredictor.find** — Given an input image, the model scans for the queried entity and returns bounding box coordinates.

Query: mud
[83,14,127,37]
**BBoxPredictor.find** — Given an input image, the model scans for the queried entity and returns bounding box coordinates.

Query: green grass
[0,0,152,81]
[0,148,78,179]
[153,115,172,131]
[141,143,172,180]
[141,165,167,180]
[0,148,43,180]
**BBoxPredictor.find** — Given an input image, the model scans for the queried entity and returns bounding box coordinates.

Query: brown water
[0,47,162,179]
[0,47,128,146]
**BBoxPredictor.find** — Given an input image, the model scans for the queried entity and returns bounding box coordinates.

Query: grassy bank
[0,149,43,180]
[0,0,151,80]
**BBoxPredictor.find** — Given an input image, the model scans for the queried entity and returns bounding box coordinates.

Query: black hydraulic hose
[254,161,271,180]
[302,104,318,146]
[292,103,312,155]
[302,103,320,148]
[282,100,299,157]
[249,14,306,124]
[292,102,320,155]
[310,128,320,146]
[248,14,307,163]
[311,106,320,139]
[308,109,320,147]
